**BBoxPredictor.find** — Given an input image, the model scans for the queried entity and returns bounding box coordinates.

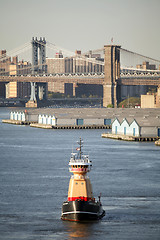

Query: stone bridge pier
[103,45,121,108]
[25,82,47,107]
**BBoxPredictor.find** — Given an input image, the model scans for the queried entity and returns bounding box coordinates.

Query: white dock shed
[38,114,56,125]
[112,117,160,137]
[10,111,26,121]
[10,110,38,122]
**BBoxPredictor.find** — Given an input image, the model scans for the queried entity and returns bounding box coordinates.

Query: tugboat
[61,138,105,222]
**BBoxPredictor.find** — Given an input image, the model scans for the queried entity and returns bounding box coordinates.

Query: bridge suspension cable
[46,41,75,57]
[46,41,104,66]
[121,48,160,63]
[120,47,160,70]
[83,47,104,56]
[0,42,31,62]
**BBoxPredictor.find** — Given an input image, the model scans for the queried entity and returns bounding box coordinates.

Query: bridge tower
[103,45,121,107]
[32,37,38,74]
[26,37,47,108]
[32,37,46,74]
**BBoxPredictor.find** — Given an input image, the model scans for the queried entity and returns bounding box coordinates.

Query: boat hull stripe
[62,211,98,215]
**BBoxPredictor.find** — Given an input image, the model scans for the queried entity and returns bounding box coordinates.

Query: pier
[155,139,160,146]
[30,123,111,129]
[102,133,159,142]
[2,119,31,125]
[2,119,110,129]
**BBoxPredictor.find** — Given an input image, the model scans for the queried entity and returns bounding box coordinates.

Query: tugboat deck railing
[69,158,92,165]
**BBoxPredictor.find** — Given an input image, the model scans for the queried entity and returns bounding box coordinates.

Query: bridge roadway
[119,77,160,86]
[0,74,160,86]
[0,74,104,85]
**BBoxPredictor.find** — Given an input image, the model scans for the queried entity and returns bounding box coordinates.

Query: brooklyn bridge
[0,37,160,107]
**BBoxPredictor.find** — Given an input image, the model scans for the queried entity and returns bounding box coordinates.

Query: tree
[118,97,140,108]
[107,104,114,108]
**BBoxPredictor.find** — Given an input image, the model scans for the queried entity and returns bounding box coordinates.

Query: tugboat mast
[78,137,83,159]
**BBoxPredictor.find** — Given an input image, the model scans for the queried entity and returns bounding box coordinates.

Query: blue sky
[0,0,160,60]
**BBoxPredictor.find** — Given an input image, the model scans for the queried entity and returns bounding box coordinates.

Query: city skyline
[0,0,160,60]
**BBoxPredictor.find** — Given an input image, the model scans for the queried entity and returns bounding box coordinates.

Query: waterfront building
[141,85,160,108]
[37,109,111,127]
[9,108,160,132]
[112,117,160,137]
[10,108,112,127]
[10,110,38,122]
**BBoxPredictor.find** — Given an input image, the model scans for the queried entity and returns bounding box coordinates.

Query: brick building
[0,50,31,98]
[141,85,160,108]
[46,50,104,94]
[136,61,156,70]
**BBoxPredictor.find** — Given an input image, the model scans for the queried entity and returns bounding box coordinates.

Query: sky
[0,0,160,60]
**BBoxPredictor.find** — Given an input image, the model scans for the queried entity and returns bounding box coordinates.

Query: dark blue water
[0,108,160,240]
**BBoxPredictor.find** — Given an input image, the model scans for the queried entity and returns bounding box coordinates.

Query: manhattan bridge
[0,37,160,107]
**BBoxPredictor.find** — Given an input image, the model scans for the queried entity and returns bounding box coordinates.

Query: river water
[0,108,160,240]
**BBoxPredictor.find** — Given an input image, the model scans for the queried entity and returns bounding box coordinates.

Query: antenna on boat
[72,145,73,154]
[79,137,83,159]
[76,137,83,159]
